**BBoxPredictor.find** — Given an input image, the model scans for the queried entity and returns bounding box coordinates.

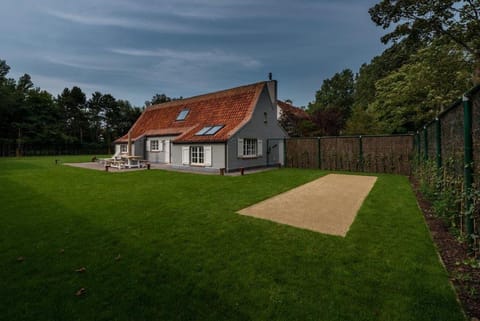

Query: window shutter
[182,146,189,165]
[165,140,170,163]
[146,140,151,152]
[159,140,164,152]
[257,139,263,156]
[237,138,244,157]
[204,146,212,166]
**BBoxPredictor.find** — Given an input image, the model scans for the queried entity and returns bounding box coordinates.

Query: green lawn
[0,156,465,321]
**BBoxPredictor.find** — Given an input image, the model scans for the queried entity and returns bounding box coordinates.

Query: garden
[0,156,465,321]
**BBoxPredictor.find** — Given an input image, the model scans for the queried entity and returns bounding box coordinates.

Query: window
[238,138,263,158]
[190,146,204,165]
[195,125,224,136]
[264,112,268,123]
[196,126,212,135]
[243,138,257,157]
[150,140,159,151]
[176,109,189,121]
[120,144,127,153]
[205,125,223,135]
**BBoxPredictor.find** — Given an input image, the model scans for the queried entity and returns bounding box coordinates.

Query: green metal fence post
[463,95,474,243]
[423,126,428,161]
[359,136,364,172]
[416,131,421,160]
[318,138,322,169]
[435,117,442,169]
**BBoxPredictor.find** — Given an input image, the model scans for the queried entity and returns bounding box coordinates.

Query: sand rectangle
[237,174,377,236]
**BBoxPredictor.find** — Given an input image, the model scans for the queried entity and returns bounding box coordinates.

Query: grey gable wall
[227,86,287,171]
[171,143,226,169]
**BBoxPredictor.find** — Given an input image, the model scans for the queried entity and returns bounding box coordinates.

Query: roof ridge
[148,81,267,111]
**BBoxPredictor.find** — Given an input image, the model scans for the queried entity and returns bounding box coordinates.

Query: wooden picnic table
[120,155,142,168]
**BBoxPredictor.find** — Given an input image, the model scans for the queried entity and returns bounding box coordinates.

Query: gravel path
[237,174,377,236]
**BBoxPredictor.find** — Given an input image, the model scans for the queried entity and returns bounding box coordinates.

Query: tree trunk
[16,127,22,157]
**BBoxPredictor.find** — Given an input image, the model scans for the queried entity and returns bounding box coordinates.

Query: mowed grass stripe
[0,156,465,321]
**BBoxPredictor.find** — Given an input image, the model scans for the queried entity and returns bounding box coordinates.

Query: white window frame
[150,140,159,152]
[120,144,127,154]
[238,138,263,158]
[190,146,205,165]
[243,138,258,157]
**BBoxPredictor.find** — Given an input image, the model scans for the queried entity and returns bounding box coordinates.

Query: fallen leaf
[16,256,25,262]
[75,288,86,296]
[59,249,65,254]
[75,267,86,273]
[115,254,121,261]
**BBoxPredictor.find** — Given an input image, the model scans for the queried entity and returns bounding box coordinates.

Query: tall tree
[369,0,480,81]
[57,87,87,144]
[308,69,355,135]
[0,59,11,80]
[368,39,472,133]
[346,39,425,135]
[145,93,182,107]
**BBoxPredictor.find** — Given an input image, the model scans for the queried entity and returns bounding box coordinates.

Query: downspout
[225,141,228,172]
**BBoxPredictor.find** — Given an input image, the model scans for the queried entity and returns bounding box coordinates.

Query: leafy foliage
[368,40,472,133]
[308,69,355,135]
[369,0,480,81]
[0,58,144,155]
[414,156,480,254]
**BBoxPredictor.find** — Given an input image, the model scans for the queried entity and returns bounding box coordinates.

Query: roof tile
[115,82,266,144]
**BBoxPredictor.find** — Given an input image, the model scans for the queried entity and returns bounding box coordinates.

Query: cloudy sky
[1,0,387,107]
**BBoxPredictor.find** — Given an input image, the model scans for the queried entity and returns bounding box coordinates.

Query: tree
[0,59,10,80]
[146,93,171,106]
[57,87,87,144]
[368,39,472,133]
[308,69,355,135]
[345,39,426,135]
[278,108,315,137]
[310,107,345,136]
[353,39,425,111]
[0,63,23,155]
[145,93,182,107]
[369,0,480,81]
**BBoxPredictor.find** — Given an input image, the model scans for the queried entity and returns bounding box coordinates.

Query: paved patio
[63,161,276,176]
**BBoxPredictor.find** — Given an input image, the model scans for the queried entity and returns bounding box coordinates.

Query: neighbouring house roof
[277,100,310,120]
[115,81,268,144]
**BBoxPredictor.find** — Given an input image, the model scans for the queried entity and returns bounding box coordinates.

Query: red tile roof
[277,100,310,120]
[115,82,266,144]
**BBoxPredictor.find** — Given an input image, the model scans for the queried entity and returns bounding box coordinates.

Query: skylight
[176,109,189,121]
[196,126,212,135]
[205,125,223,135]
[195,125,224,136]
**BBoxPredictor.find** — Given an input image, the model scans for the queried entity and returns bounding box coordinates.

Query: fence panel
[426,122,436,161]
[285,138,319,169]
[440,102,464,178]
[362,136,413,175]
[286,135,413,175]
[472,90,480,184]
[320,137,361,172]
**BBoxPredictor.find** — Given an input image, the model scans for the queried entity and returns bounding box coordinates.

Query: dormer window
[195,125,224,136]
[176,109,189,121]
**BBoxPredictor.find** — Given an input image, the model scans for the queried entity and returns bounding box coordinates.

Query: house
[114,80,287,172]
[277,99,312,137]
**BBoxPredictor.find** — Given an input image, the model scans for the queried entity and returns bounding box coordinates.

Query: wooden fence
[285,135,414,175]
